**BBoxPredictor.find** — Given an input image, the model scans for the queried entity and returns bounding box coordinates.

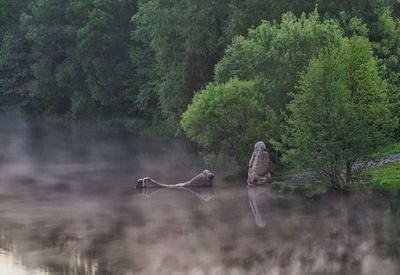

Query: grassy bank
[373,141,400,158]
[368,161,400,191]
[366,141,400,193]
[270,141,400,195]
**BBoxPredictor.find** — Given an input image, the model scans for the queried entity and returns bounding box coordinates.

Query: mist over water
[0,117,399,275]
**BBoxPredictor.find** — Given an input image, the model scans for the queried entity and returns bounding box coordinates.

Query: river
[0,117,399,275]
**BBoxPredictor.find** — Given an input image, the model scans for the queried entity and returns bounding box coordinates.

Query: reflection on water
[248,187,270,228]
[136,187,215,202]
[0,246,99,275]
[0,248,46,275]
[0,117,399,275]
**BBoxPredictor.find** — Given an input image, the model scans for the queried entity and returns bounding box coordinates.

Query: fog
[0,117,399,275]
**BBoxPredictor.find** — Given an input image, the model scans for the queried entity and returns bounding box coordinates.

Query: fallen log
[136,170,214,188]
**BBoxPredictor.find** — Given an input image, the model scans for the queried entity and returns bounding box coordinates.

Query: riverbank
[368,161,400,191]
[270,143,400,195]
[1,110,398,194]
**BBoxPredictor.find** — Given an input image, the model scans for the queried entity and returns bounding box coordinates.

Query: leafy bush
[181,78,275,167]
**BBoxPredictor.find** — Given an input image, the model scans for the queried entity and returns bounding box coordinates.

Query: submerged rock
[136,170,214,188]
[247,141,271,186]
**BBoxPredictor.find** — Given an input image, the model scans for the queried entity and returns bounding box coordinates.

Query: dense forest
[0,0,399,187]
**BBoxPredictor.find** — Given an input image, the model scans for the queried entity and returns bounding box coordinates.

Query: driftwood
[136,170,214,188]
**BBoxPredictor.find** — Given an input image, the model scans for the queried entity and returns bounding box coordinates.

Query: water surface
[0,117,399,275]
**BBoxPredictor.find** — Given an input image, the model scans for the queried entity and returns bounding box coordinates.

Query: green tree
[77,0,138,118]
[0,0,27,34]
[129,20,159,122]
[283,37,395,189]
[20,0,83,115]
[181,78,276,167]
[0,32,32,108]
[0,0,31,109]
[226,0,315,38]
[215,11,343,136]
[373,7,400,134]
[133,0,232,132]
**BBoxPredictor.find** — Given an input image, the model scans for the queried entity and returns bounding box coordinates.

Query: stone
[247,141,271,186]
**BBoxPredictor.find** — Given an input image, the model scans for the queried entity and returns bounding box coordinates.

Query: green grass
[372,141,400,158]
[369,161,400,191]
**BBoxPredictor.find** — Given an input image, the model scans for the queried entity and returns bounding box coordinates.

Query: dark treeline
[0,0,397,125]
[0,0,399,185]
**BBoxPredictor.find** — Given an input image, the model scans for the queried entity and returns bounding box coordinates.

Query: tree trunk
[345,161,352,184]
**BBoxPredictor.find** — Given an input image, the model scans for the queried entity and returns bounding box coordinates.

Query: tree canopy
[215,12,343,116]
[283,37,395,188]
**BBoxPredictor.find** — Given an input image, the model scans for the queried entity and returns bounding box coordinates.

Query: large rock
[247,141,271,186]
